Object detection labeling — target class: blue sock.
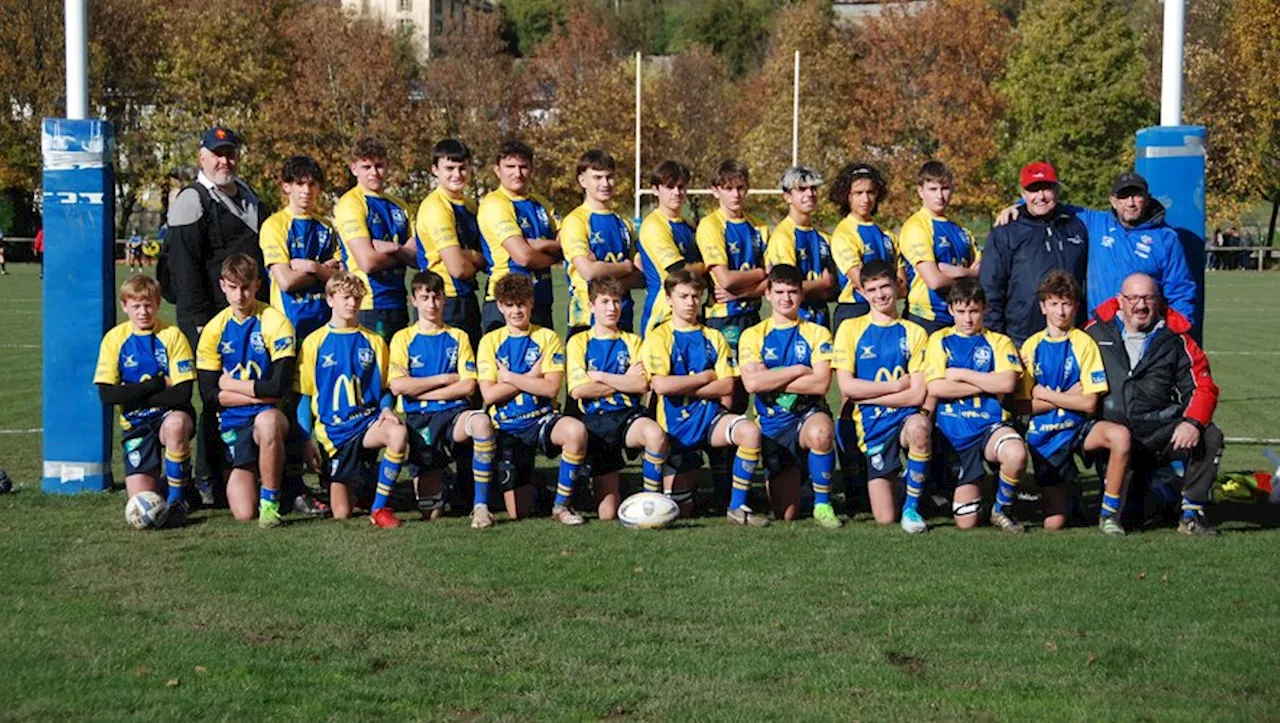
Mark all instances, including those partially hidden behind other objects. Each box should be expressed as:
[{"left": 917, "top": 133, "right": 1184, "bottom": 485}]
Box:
[
  {"left": 163, "top": 450, "right": 189, "bottom": 506},
  {"left": 555, "top": 451, "right": 585, "bottom": 507},
  {"left": 472, "top": 435, "right": 495, "bottom": 507},
  {"left": 372, "top": 448, "right": 406, "bottom": 512},
  {"left": 260, "top": 486, "right": 280, "bottom": 503},
  {"left": 904, "top": 452, "right": 929, "bottom": 513},
  {"left": 993, "top": 473, "right": 1017, "bottom": 515},
  {"left": 1180, "top": 497, "right": 1203, "bottom": 521},
  {"left": 809, "top": 449, "right": 835, "bottom": 506},
  {"left": 729, "top": 445, "right": 759, "bottom": 511},
  {"left": 1101, "top": 492, "right": 1121, "bottom": 518},
  {"left": 642, "top": 448, "right": 666, "bottom": 494}
]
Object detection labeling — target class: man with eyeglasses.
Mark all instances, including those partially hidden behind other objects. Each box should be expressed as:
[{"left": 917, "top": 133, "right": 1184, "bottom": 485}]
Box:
[{"left": 1086, "top": 273, "right": 1222, "bottom": 536}]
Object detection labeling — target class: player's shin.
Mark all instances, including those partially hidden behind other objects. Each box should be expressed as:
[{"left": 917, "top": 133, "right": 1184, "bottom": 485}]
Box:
[
  {"left": 904, "top": 452, "right": 929, "bottom": 513},
  {"left": 729, "top": 445, "right": 760, "bottom": 511},
  {"left": 372, "top": 448, "right": 406, "bottom": 512},
  {"left": 642, "top": 449, "right": 666, "bottom": 493},
  {"left": 555, "top": 450, "right": 585, "bottom": 507},
  {"left": 809, "top": 449, "right": 835, "bottom": 506},
  {"left": 472, "top": 434, "right": 495, "bottom": 508},
  {"left": 163, "top": 449, "right": 190, "bottom": 506}
]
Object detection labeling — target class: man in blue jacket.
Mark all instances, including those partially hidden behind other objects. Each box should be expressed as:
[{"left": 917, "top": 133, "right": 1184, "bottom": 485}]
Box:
[
  {"left": 980, "top": 161, "right": 1088, "bottom": 348},
  {"left": 997, "top": 171, "right": 1198, "bottom": 341}
]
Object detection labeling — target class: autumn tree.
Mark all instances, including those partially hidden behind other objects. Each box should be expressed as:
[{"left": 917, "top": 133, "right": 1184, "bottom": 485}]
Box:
[
  {"left": 852, "top": 0, "right": 1011, "bottom": 223},
  {"left": 642, "top": 46, "right": 734, "bottom": 196}
]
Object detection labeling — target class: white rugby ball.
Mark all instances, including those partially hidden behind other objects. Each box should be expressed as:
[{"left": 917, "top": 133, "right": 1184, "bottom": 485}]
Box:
[
  {"left": 617, "top": 491, "right": 680, "bottom": 529},
  {"left": 125, "top": 491, "right": 169, "bottom": 530}
]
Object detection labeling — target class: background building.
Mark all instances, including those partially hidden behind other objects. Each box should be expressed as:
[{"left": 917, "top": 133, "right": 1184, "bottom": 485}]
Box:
[{"left": 340, "top": 0, "right": 495, "bottom": 58}]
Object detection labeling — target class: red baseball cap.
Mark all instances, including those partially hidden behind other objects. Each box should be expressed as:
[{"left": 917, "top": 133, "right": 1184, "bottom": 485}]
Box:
[{"left": 1020, "top": 161, "right": 1058, "bottom": 188}]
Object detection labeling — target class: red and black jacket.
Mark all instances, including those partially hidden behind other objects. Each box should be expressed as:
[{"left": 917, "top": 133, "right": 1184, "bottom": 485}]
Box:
[{"left": 1085, "top": 298, "right": 1219, "bottom": 451}]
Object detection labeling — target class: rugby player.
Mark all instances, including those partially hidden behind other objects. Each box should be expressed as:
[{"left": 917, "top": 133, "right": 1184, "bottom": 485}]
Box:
[
  {"left": 636, "top": 160, "right": 704, "bottom": 337},
  {"left": 763, "top": 167, "right": 836, "bottom": 328},
  {"left": 899, "top": 161, "right": 981, "bottom": 335}
]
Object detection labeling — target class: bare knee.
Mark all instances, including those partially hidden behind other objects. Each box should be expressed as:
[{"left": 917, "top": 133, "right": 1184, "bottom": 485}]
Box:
[
  {"left": 733, "top": 419, "right": 760, "bottom": 448},
  {"left": 162, "top": 412, "right": 193, "bottom": 444},
  {"left": 644, "top": 424, "right": 667, "bottom": 453},
  {"left": 254, "top": 410, "right": 288, "bottom": 444},
  {"left": 904, "top": 416, "right": 931, "bottom": 452},
  {"left": 804, "top": 418, "right": 834, "bottom": 453},
  {"left": 561, "top": 419, "right": 587, "bottom": 454},
  {"left": 386, "top": 421, "right": 409, "bottom": 452}
]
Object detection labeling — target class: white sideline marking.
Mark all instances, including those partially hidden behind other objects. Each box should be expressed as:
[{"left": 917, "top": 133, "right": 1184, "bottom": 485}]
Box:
[
  {"left": 0, "top": 344, "right": 39, "bottom": 349},
  {"left": 1206, "top": 351, "right": 1280, "bottom": 356},
  {"left": 0, "top": 428, "right": 41, "bottom": 435}
]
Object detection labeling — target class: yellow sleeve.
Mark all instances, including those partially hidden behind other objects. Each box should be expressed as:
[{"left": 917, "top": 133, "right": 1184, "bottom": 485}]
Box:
[
  {"left": 455, "top": 331, "right": 478, "bottom": 381},
  {"left": 334, "top": 190, "right": 369, "bottom": 243},
  {"left": 906, "top": 323, "right": 929, "bottom": 374},
  {"left": 259, "top": 212, "right": 290, "bottom": 267},
  {"left": 537, "top": 328, "right": 566, "bottom": 374},
  {"left": 372, "top": 334, "right": 390, "bottom": 391},
  {"left": 164, "top": 327, "right": 197, "bottom": 383},
  {"left": 388, "top": 329, "right": 411, "bottom": 381},
  {"left": 696, "top": 216, "right": 728, "bottom": 268},
  {"left": 737, "top": 323, "right": 764, "bottom": 366},
  {"left": 898, "top": 215, "right": 935, "bottom": 266},
  {"left": 1016, "top": 336, "right": 1038, "bottom": 399},
  {"left": 565, "top": 332, "right": 590, "bottom": 394},
  {"left": 968, "top": 228, "right": 982, "bottom": 266},
  {"left": 991, "top": 333, "right": 1023, "bottom": 374},
  {"left": 93, "top": 328, "right": 122, "bottom": 385},
  {"left": 831, "top": 318, "right": 857, "bottom": 372},
  {"left": 477, "top": 331, "right": 499, "bottom": 383},
  {"left": 1072, "top": 331, "right": 1109, "bottom": 395},
  {"left": 806, "top": 324, "right": 834, "bottom": 364},
  {"left": 640, "top": 215, "right": 684, "bottom": 271},
  {"left": 711, "top": 328, "right": 739, "bottom": 379},
  {"left": 624, "top": 332, "right": 644, "bottom": 367},
  {"left": 298, "top": 333, "right": 318, "bottom": 397},
  {"left": 922, "top": 333, "right": 948, "bottom": 383},
  {"left": 416, "top": 193, "right": 459, "bottom": 252},
  {"left": 196, "top": 315, "right": 225, "bottom": 372},
  {"left": 263, "top": 308, "right": 297, "bottom": 361},
  {"left": 764, "top": 225, "right": 797, "bottom": 268},
  {"left": 478, "top": 194, "right": 521, "bottom": 245},
  {"left": 560, "top": 211, "right": 592, "bottom": 262},
  {"left": 830, "top": 220, "right": 863, "bottom": 275},
  {"left": 641, "top": 328, "right": 671, "bottom": 378}
]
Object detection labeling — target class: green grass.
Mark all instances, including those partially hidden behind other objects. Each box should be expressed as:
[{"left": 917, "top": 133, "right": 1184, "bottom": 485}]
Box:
[{"left": 2, "top": 262, "right": 1280, "bottom": 720}]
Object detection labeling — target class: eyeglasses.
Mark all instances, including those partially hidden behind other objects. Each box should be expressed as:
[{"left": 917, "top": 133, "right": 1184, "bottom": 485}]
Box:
[{"left": 1121, "top": 293, "right": 1157, "bottom": 304}]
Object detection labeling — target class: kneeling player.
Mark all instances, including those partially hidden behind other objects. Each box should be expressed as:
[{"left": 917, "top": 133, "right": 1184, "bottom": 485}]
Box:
[
  {"left": 833, "top": 260, "right": 932, "bottom": 532},
  {"left": 1017, "top": 271, "right": 1131, "bottom": 535},
  {"left": 739, "top": 265, "right": 839, "bottom": 527},
  {"left": 477, "top": 274, "right": 588, "bottom": 525},
  {"left": 95, "top": 275, "right": 196, "bottom": 519},
  {"left": 922, "top": 279, "right": 1028, "bottom": 532},
  {"left": 567, "top": 277, "right": 668, "bottom": 520},
  {"left": 196, "top": 255, "right": 296, "bottom": 527},
  {"left": 297, "top": 271, "right": 409, "bottom": 528},
  {"left": 641, "top": 269, "right": 766, "bottom": 526},
  {"left": 390, "top": 271, "right": 496, "bottom": 528}
]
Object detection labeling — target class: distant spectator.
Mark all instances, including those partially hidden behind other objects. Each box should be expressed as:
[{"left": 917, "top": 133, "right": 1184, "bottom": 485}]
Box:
[{"left": 34, "top": 228, "right": 44, "bottom": 279}]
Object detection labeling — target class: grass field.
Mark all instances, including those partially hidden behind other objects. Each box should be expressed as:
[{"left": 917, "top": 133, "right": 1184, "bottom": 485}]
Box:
[{"left": 2, "top": 263, "right": 1280, "bottom": 720}]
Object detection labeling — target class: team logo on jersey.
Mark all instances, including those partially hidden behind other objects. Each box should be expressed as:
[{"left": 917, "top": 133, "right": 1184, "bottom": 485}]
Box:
[
  {"left": 1102, "top": 235, "right": 1116, "bottom": 248},
  {"left": 176, "top": 359, "right": 192, "bottom": 374},
  {"left": 1064, "top": 355, "right": 1076, "bottom": 375},
  {"left": 391, "top": 207, "right": 406, "bottom": 225},
  {"left": 818, "top": 341, "right": 832, "bottom": 356},
  {"left": 358, "top": 348, "right": 374, "bottom": 370},
  {"left": 898, "top": 336, "right": 911, "bottom": 358},
  {"left": 220, "top": 340, "right": 235, "bottom": 354},
  {"left": 764, "top": 346, "right": 780, "bottom": 362},
  {"left": 1091, "top": 370, "right": 1106, "bottom": 384},
  {"left": 536, "top": 207, "right": 550, "bottom": 226},
  {"left": 589, "top": 230, "right": 604, "bottom": 247},
  {"left": 465, "top": 360, "right": 476, "bottom": 373},
  {"left": 552, "top": 352, "right": 565, "bottom": 366},
  {"left": 154, "top": 347, "right": 169, "bottom": 367},
  {"left": 322, "top": 353, "right": 337, "bottom": 368},
  {"left": 524, "top": 348, "right": 541, "bottom": 367},
  {"left": 128, "top": 450, "right": 142, "bottom": 468},
  {"left": 727, "top": 240, "right": 740, "bottom": 255},
  {"left": 249, "top": 332, "right": 266, "bottom": 354},
  {"left": 273, "top": 337, "right": 291, "bottom": 353},
  {"left": 615, "top": 350, "right": 630, "bottom": 371},
  {"left": 973, "top": 345, "right": 992, "bottom": 370},
  {"left": 860, "top": 345, "right": 877, "bottom": 360},
  {"left": 410, "top": 354, "right": 424, "bottom": 369},
  {"left": 122, "top": 354, "right": 138, "bottom": 368},
  {"left": 794, "top": 340, "right": 809, "bottom": 362},
  {"left": 446, "top": 347, "right": 458, "bottom": 370}
]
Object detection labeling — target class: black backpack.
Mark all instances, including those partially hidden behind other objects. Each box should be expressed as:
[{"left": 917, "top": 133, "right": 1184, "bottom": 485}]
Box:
[{"left": 156, "top": 184, "right": 222, "bottom": 304}]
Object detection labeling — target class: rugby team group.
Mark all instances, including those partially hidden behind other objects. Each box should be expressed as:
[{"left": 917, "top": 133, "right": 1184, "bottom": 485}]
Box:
[{"left": 93, "top": 125, "right": 1225, "bottom": 536}]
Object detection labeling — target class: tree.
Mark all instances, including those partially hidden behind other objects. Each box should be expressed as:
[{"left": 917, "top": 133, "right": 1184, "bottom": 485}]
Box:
[
  {"left": 1001, "top": 0, "right": 1155, "bottom": 206},
  {"left": 676, "top": 0, "right": 777, "bottom": 78},
  {"left": 500, "top": 0, "right": 565, "bottom": 56},
  {"left": 852, "top": 0, "right": 1012, "bottom": 222}
]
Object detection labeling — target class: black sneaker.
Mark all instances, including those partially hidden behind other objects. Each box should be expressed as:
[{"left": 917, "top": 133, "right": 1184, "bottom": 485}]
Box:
[
  {"left": 165, "top": 499, "right": 189, "bottom": 528},
  {"left": 1177, "top": 513, "right": 1219, "bottom": 537},
  {"left": 290, "top": 492, "right": 330, "bottom": 518}
]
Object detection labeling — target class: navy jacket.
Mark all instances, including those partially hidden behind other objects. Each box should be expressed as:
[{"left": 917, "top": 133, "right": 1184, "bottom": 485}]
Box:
[{"left": 980, "top": 206, "right": 1088, "bottom": 347}]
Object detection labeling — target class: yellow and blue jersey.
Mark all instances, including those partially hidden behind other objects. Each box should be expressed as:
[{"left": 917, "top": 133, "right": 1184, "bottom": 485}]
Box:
[
  {"left": 259, "top": 209, "right": 340, "bottom": 340},
  {"left": 298, "top": 325, "right": 388, "bottom": 455},
  {"left": 389, "top": 324, "right": 477, "bottom": 415},
  {"left": 414, "top": 187, "right": 482, "bottom": 298},
  {"left": 764, "top": 217, "right": 834, "bottom": 326},
  {"left": 738, "top": 317, "right": 833, "bottom": 436},
  {"left": 830, "top": 215, "right": 897, "bottom": 304},
  {"left": 641, "top": 321, "right": 737, "bottom": 448},
  {"left": 1019, "top": 329, "right": 1108, "bottom": 459},
  {"left": 476, "top": 325, "right": 565, "bottom": 432},
  {"left": 923, "top": 328, "right": 1021, "bottom": 450},
  {"left": 561, "top": 204, "right": 636, "bottom": 331},
  {"left": 566, "top": 328, "right": 644, "bottom": 415},
  {"left": 477, "top": 186, "right": 557, "bottom": 307},
  {"left": 637, "top": 208, "right": 700, "bottom": 336},
  {"left": 94, "top": 321, "right": 196, "bottom": 431},
  {"left": 196, "top": 302, "right": 297, "bottom": 432},
  {"left": 334, "top": 185, "right": 412, "bottom": 311},
  {"left": 832, "top": 316, "right": 927, "bottom": 450},
  {"left": 899, "top": 207, "right": 980, "bottom": 324},
  {"left": 696, "top": 208, "right": 767, "bottom": 319}
]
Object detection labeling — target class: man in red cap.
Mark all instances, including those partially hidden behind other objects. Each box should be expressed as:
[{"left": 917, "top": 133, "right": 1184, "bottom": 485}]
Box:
[{"left": 979, "top": 161, "right": 1089, "bottom": 347}]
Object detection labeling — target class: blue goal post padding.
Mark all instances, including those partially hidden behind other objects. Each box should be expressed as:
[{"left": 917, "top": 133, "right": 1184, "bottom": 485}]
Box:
[{"left": 41, "top": 118, "right": 116, "bottom": 494}]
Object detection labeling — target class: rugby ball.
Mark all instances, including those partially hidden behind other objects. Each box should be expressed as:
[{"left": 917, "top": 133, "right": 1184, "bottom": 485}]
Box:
[
  {"left": 125, "top": 491, "right": 169, "bottom": 530},
  {"left": 617, "top": 492, "right": 680, "bottom": 529}
]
